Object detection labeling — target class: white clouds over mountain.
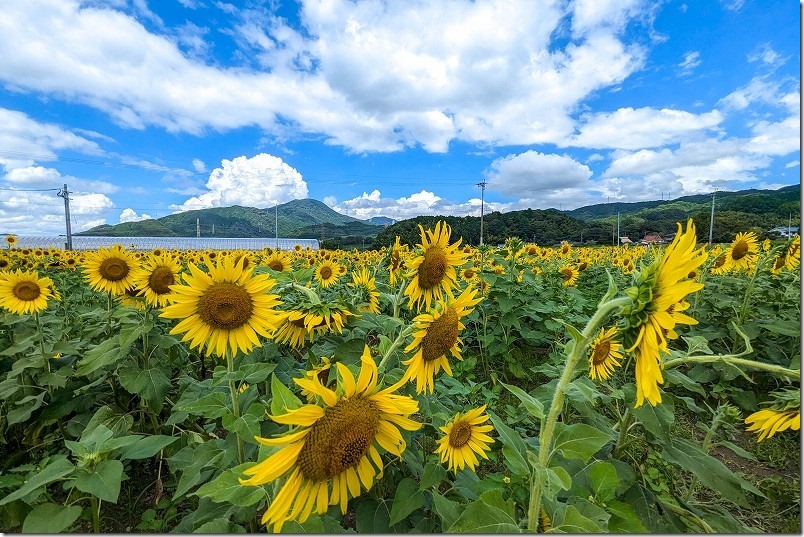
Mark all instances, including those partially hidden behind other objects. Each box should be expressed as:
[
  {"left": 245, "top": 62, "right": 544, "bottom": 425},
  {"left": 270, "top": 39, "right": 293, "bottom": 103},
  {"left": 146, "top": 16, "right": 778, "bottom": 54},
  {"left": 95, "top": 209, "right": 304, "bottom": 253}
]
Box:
[{"left": 174, "top": 153, "right": 308, "bottom": 212}]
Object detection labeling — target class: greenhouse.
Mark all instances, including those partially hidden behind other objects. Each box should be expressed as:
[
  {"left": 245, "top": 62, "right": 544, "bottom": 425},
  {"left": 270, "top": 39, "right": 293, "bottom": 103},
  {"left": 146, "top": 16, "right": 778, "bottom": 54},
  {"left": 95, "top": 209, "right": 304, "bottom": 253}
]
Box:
[{"left": 8, "top": 236, "right": 320, "bottom": 251}]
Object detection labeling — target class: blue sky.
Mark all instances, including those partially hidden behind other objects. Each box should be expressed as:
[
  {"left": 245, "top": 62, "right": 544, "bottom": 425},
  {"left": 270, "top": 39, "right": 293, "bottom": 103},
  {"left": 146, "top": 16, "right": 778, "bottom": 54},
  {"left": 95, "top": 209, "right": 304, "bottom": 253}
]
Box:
[{"left": 0, "top": 0, "right": 799, "bottom": 235}]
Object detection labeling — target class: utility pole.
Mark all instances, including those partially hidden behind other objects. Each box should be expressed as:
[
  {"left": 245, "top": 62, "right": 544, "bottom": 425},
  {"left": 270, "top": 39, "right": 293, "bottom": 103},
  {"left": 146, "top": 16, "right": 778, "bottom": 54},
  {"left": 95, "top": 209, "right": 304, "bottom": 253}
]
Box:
[
  {"left": 212, "top": 223, "right": 215, "bottom": 235},
  {"left": 196, "top": 218, "right": 200, "bottom": 238},
  {"left": 275, "top": 203, "right": 279, "bottom": 249},
  {"left": 708, "top": 190, "right": 717, "bottom": 247},
  {"left": 617, "top": 212, "right": 620, "bottom": 246},
  {"left": 57, "top": 183, "right": 73, "bottom": 250},
  {"left": 477, "top": 181, "right": 487, "bottom": 246},
  {"left": 788, "top": 213, "right": 792, "bottom": 238}
]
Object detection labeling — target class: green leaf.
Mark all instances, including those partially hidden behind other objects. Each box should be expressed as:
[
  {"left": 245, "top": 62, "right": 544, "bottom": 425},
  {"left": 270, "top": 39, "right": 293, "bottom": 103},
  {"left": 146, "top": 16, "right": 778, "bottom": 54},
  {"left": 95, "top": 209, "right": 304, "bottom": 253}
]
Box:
[
  {"left": 0, "top": 458, "right": 75, "bottom": 506},
  {"left": 487, "top": 412, "right": 530, "bottom": 477},
  {"left": 683, "top": 335, "right": 713, "bottom": 356},
  {"left": 82, "top": 406, "right": 133, "bottom": 439},
  {"left": 194, "top": 464, "right": 265, "bottom": 507},
  {"left": 419, "top": 461, "right": 447, "bottom": 490},
  {"left": 663, "top": 369, "right": 706, "bottom": 396},
  {"left": 7, "top": 393, "right": 46, "bottom": 425},
  {"left": 22, "top": 503, "right": 82, "bottom": 533},
  {"left": 661, "top": 438, "right": 755, "bottom": 507},
  {"left": 75, "top": 335, "right": 132, "bottom": 376},
  {"left": 178, "top": 392, "right": 230, "bottom": 418},
  {"left": 194, "top": 518, "right": 245, "bottom": 533},
  {"left": 551, "top": 504, "right": 603, "bottom": 533},
  {"left": 587, "top": 461, "right": 619, "bottom": 503},
  {"left": 629, "top": 385, "right": 674, "bottom": 442},
  {"left": 501, "top": 382, "right": 544, "bottom": 420},
  {"left": 117, "top": 435, "right": 178, "bottom": 460},
  {"left": 446, "top": 490, "right": 519, "bottom": 533},
  {"left": 72, "top": 460, "right": 124, "bottom": 503},
  {"left": 222, "top": 404, "right": 264, "bottom": 445},
  {"left": 431, "top": 492, "right": 461, "bottom": 530},
  {"left": 118, "top": 366, "right": 172, "bottom": 410},
  {"left": 389, "top": 477, "right": 425, "bottom": 526},
  {"left": 270, "top": 374, "right": 303, "bottom": 416},
  {"left": 551, "top": 423, "right": 612, "bottom": 463},
  {"left": 355, "top": 498, "right": 391, "bottom": 533},
  {"left": 606, "top": 500, "right": 648, "bottom": 533}
]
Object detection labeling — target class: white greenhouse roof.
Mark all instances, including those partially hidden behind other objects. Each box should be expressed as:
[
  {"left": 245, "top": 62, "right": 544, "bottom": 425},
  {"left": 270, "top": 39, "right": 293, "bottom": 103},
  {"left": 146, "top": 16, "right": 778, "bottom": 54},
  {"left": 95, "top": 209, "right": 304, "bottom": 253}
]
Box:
[{"left": 9, "top": 236, "right": 320, "bottom": 251}]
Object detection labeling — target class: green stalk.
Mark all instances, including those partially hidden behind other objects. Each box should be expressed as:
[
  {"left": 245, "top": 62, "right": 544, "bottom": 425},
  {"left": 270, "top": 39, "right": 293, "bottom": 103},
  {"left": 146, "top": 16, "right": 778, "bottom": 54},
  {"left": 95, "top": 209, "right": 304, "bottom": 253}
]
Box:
[
  {"left": 612, "top": 406, "right": 633, "bottom": 459},
  {"left": 527, "top": 296, "right": 632, "bottom": 532},
  {"left": 91, "top": 496, "right": 101, "bottom": 533},
  {"left": 377, "top": 324, "right": 415, "bottom": 373},
  {"left": 666, "top": 355, "right": 799, "bottom": 380},
  {"left": 392, "top": 280, "right": 407, "bottom": 319},
  {"left": 34, "top": 312, "right": 49, "bottom": 375},
  {"left": 226, "top": 349, "right": 245, "bottom": 465}
]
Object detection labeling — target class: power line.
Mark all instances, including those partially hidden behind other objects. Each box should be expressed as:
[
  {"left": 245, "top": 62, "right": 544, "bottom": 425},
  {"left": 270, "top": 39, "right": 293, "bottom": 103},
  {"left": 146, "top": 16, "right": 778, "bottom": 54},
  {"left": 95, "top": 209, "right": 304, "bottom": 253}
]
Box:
[{"left": 0, "top": 187, "right": 61, "bottom": 192}]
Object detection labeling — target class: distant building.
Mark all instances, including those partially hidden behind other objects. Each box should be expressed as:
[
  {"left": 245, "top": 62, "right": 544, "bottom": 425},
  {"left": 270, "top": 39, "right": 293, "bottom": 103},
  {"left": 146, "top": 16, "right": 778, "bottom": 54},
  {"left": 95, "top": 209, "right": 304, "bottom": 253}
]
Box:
[
  {"left": 769, "top": 226, "right": 799, "bottom": 238},
  {"left": 619, "top": 236, "right": 632, "bottom": 244},
  {"left": 640, "top": 234, "right": 665, "bottom": 245}
]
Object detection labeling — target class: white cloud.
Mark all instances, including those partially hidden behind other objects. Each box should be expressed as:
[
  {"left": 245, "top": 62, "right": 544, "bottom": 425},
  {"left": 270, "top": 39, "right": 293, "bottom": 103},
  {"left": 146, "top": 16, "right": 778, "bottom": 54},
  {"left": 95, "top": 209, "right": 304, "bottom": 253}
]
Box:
[
  {"left": 785, "top": 160, "right": 799, "bottom": 168},
  {"left": 745, "top": 116, "right": 800, "bottom": 156},
  {"left": 567, "top": 107, "right": 723, "bottom": 149},
  {"left": 174, "top": 153, "right": 308, "bottom": 211},
  {"left": 0, "top": 107, "right": 104, "bottom": 169},
  {"left": 484, "top": 151, "right": 592, "bottom": 198},
  {"left": 333, "top": 189, "right": 516, "bottom": 221},
  {"left": 0, "top": 189, "right": 114, "bottom": 235},
  {"left": 3, "top": 165, "right": 118, "bottom": 194},
  {"left": 747, "top": 43, "right": 785, "bottom": 68},
  {"left": 677, "top": 51, "right": 701, "bottom": 76},
  {"left": 192, "top": 158, "right": 207, "bottom": 173},
  {"left": 0, "top": 0, "right": 652, "bottom": 152},
  {"left": 119, "top": 208, "right": 152, "bottom": 222}
]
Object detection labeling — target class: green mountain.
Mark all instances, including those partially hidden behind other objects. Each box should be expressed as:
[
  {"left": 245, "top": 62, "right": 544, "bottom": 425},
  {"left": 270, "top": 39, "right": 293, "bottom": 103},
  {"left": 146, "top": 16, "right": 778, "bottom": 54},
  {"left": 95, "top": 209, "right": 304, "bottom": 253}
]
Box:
[
  {"left": 79, "top": 198, "right": 375, "bottom": 239},
  {"left": 373, "top": 184, "right": 800, "bottom": 248}
]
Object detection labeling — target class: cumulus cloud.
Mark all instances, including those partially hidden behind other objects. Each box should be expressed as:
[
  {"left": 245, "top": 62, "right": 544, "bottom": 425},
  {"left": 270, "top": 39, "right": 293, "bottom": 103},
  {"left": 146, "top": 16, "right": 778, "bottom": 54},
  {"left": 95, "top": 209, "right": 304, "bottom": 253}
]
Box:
[
  {"left": 332, "top": 189, "right": 516, "bottom": 221},
  {"left": 567, "top": 107, "right": 723, "bottom": 150},
  {"left": 3, "top": 166, "right": 118, "bottom": 194},
  {"left": 0, "top": 189, "right": 114, "bottom": 235},
  {"left": 119, "top": 208, "right": 152, "bottom": 222},
  {"left": 174, "top": 153, "right": 308, "bottom": 211},
  {"left": 0, "top": 0, "right": 652, "bottom": 152},
  {"left": 484, "top": 151, "right": 592, "bottom": 198}
]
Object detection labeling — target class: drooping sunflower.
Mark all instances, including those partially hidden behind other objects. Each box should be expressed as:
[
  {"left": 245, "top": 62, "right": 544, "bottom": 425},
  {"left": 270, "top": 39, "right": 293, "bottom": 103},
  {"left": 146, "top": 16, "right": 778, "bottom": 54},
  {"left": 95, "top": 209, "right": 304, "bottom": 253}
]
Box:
[
  {"left": 348, "top": 267, "right": 380, "bottom": 314},
  {"left": 621, "top": 219, "right": 708, "bottom": 407},
  {"left": 558, "top": 264, "right": 579, "bottom": 287},
  {"left": 0, "top": 269, "right": 60, "bottom": 315},
  {"left": 588, "top": 326, "right": 623, "bottom": 381},
  {"left": 159, "top": 255, "right": 283, "bottom": 358},
  {"left": 82, "top": 244, "right": 144, "bottom": 296},
  {"left": 745, "top": 408, "right": 800, "bottom": 442},
  {"left": 785, "top": 235, "right": 800, "bottom": 271},
  {"left": 239, "top": 346, "right": 422, "bottom": 531},
  {"left": 133, "top": 254, "right": 183, "bottom": 307},
  {"left": 402, "top": 286, "right": 483, "bottom": 393},
  {"left": 264, "top": 250, "right": 293, "bottom": 272},
  {"left": 273, "top": 306, "right": 353, "bottom": 349},
  {"left": 117, "top": 284, "right": 147, "bottom": 310},
  {"left": 434, "top": 405, "right": 494, "bottom": 473},
  {"left": 315, "top": 259, "right": 342, "bottom": 288},
  {"left": 404, "top": 221, "right": 469, "bottom": 311},
  {"left": 722, "top": 231, "right": 759, "bottom": 272}
]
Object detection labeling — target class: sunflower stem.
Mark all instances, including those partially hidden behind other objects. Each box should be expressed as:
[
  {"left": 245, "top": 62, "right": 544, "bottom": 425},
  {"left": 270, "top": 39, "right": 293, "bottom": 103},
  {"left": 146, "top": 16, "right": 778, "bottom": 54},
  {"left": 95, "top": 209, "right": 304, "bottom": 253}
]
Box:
[
  {"left": 226, "top": 349, "right": 245, "bottom": 465},
  {"left": 34, "top": 312, "right": 50, "bottom": 375},
  {"left": 91, "top": 496, "right": 101, "bottom": 533},
  {"left": 612, "top": 405, "right": 633, "bottom": 459},
  {"left": 392, "top": 279, "right": 407, "bottom": 319},
  {"left": 735, "top": 248, "right": 774, "bottom": 331},
  {"left": 378, "top": 324, "right": 415, "bottom": 373},
  {"left": 527, "top": 295, "right": 631, "bottom": 533}
]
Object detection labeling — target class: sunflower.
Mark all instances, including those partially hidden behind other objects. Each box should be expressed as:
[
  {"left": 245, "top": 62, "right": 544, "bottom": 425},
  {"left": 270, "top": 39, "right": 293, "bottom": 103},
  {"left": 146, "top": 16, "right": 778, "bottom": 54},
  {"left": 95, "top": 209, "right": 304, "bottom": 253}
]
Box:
[
  {"left": 348, "top": 267, "right": 380, "bottom": 314},
  {"left": 404, "top": 221, "right": 469, "bottom": 311},
  {"left": 300, "top": 357, "right": 335, "bottom": 402},
  {"left": 588, "top": 326, "right": 623, "bottom": 381},
  {"left": 117, "top": 284, "right": 147, "bottom": 311},
  {"left": 133, "top": 254, "right": 182, "bottom": 307},
  {"left": 273, "top": 306, "right": 353, "bottom": 348},
  {"left": 5, "top": 234, "right": 17, "bottom": 247},
  {"left": 264, "top": 250, "right": 293, "bottom": 272},
  {"left": 785, "top": 235, "right": 800, "bottom": 271},
  {"left": 82, "top": 244, "right": 144, "bottom": 296},
  {"left": 722, "top": 231, "right": 758, "bottom": 272},
  {"left": 434, "top": 405, "right": 494, "bottom": 472},
  {"left": 315, "top": 259, "right": 342, "bottom": 288},
  {"left": 558, "top": 264, "right": 579, "bottom": 286},
  {"left": 745, "top": 409, "right": 800, "bottom": 442},
  {"left": 402, "top": 286, "right": 482, "bottom": 393},
  {"left": 387, "top": 237, "right": 406, "bottom": 286},
  {"left": 621, "top": 219, "right": 707, "bottom": 407},
  {"left": 0, "top": 269, "right": 60, "bottom": 315},
  {"left": 159, "top": 255, "right": 283, "bottom": 357},
  {"left": 239, "top": 346, "right": 422, "bottom": 531}
]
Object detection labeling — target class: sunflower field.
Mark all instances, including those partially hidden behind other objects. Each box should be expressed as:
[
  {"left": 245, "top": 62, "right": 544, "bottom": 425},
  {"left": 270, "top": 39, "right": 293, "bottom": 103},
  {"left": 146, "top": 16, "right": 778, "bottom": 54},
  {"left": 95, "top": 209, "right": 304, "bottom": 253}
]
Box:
[{"left": 0, "top": 221, "right": 799, "bottom": 533}]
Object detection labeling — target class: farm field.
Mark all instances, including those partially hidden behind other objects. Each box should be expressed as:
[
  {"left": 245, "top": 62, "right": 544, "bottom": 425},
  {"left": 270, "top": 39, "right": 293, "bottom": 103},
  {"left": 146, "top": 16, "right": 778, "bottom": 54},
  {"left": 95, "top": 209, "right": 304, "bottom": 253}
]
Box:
[{"left": 0, "top": 221, "right": 800, "bottom": 533}]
